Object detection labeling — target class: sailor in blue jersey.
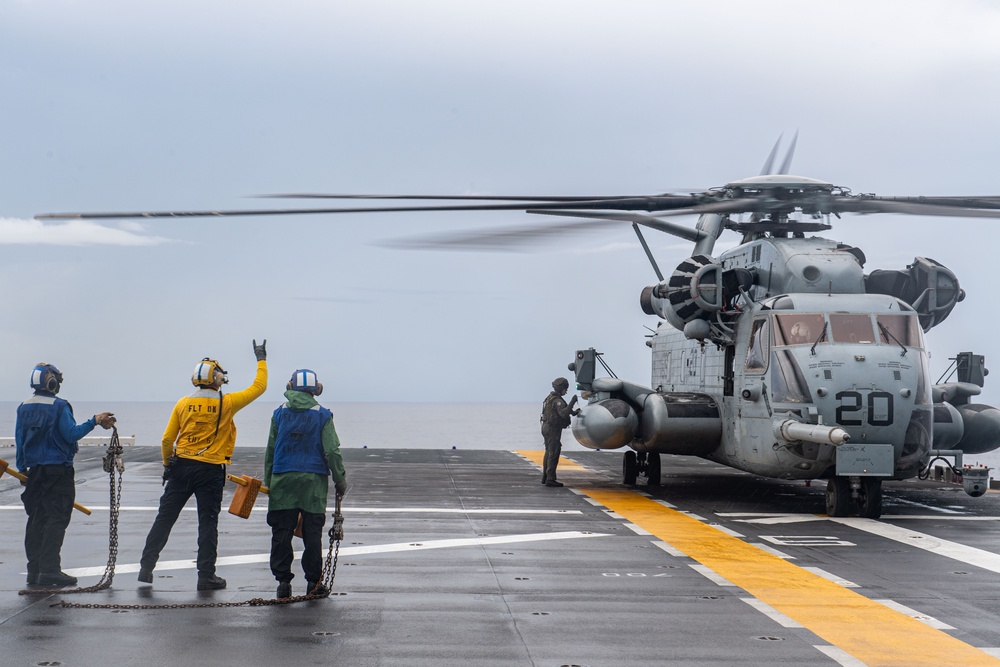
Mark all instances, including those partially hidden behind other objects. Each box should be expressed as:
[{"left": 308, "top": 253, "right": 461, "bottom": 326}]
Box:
[
  {"left": 16, "top": 363, "right": 115, "bottom": 587},
  {"left": 265, "top": 369, "right": 347, "bottom": 598}
]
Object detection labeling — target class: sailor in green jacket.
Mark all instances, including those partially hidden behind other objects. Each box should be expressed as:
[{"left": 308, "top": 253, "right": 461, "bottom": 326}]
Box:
[{"left": 264, "top": 369, "right": 347, "bottom": 598}]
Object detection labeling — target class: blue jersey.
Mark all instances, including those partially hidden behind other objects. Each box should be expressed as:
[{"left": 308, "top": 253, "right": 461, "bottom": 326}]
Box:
[
  {"left": 270, "top": 404, "right": 333, "bottom": 475},
  {"left": 15, "top": 394, "right": 96, "bottom": 470}
]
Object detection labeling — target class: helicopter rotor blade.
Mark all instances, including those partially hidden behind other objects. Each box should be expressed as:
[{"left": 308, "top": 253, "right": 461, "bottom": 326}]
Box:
[
  {"left": 380, "top": 217, "right": 634, "bottom": 251},
  {"left": 34, "top": 195, "right": 704, "bottom": 221},
  {"left": 527, "top": 210, "right": 706, "bottom": 242},
  {"left": 777, "top": 130, "right": 799, "bottom": 175},
  {"left": 254, "top": 193, "right": 647, "bottom": 202},
  {"left": 760, "top": 134, "right": 783, "bottom": 176},
  {"left": 832, "top": 198, "right": 1000, "bottom": 218}
]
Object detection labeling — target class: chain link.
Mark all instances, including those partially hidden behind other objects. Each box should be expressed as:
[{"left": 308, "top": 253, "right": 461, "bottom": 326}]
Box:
[{"left": 20, "top": 427, "right": 124, "bottom": 597}]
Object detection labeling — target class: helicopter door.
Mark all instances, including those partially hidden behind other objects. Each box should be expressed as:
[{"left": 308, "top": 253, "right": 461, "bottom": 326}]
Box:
[{"left": 732, "top": 318, "right": 771, "bottom": 460}]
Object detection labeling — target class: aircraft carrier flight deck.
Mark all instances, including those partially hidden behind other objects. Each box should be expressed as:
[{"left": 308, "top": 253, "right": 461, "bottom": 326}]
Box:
[{"left": 2, "top": 445, "right": 1000, "bottom": 667}]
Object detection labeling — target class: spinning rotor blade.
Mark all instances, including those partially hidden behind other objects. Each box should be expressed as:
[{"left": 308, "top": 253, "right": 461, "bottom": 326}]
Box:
[
  {"left": 832, "top": 198, "right": 1000, "bottom": 218},
  {"left": 36, "top": 195, "right": 701, "bottom": 220},
  {"left": 777, "top": 131, "right": 798, "bottom": 175},
  {"left": 760, "top": 135, "right": 782, "bottom": 176},
  {"left": 381, "top": 217, "right": 637, "bottom": 251},
  {"left": 256, "top": 193, "right": 645, "bottom": 202},
  {"left": 529, "top": 210, "right": 706, "bottom": 242}
]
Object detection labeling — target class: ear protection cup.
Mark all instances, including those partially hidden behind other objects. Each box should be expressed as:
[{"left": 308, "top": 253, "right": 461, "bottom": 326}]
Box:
[
  {"left": 30, "top": 363, "right": 63, "bottom": 394},
  {"left": 192, "top": 358, "right": 228, "bottom": 387}
]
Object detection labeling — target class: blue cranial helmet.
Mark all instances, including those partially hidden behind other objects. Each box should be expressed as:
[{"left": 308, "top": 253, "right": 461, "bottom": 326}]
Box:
[
  {"left": 288, "top": 369, "right": 323, "bottom": 395},
  {"left": 30, "top": 363, "right": 63, "bottom": 394}
]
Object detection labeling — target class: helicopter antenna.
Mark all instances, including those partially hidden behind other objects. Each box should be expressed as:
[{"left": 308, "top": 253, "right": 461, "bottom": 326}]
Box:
[{"left": 632, "top": 223, "right": 664, "bottom": 281}]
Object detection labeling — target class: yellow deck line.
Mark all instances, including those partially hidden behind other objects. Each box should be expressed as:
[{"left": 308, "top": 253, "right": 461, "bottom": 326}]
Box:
[
  {"left": 514, "top": 451, "right": 999, "bottom": 667},
  {"left": 517, "top": 449, "right": 586, "bottom": 470}
]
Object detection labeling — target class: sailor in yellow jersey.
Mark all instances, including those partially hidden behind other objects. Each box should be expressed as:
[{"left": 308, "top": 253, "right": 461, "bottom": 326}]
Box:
[{"left": 137, "top": 339, "right": 268, "bottom": 590}]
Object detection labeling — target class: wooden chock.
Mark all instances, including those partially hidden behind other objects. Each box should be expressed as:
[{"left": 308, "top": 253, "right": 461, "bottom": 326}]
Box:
[{"left": 227, "top": 474, "right": 268, "bottom": 519}]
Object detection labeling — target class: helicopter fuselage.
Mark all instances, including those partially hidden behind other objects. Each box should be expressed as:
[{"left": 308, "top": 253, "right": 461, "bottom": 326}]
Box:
[
  {"left": 650, "top": 292, "right": 930, "bottom": 481},
  {"left": 571, "top": 231, "right": 1000, "bottom": 514}
]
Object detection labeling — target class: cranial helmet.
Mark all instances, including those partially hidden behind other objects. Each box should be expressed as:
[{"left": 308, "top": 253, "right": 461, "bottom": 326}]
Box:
[
  {"left": 192, "top": 358, "right": 228, "bottom": 388},
  {"left": 287, "top": 369, "right": 323, "bottom": 395},
  {"left": 30, "top": 363, "right": 63, "bottom": 394},
  {"left": 552, "top": 377, "right": 570, "bottom": 391}
]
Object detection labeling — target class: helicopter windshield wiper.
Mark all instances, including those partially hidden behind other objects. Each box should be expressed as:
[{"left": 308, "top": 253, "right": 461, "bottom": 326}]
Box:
[
  {"left": 810, "top": 322, "right": 828, "bottom": 356},
  {"left": 877, "top": 322, "right": 908, "bottom": 357}
]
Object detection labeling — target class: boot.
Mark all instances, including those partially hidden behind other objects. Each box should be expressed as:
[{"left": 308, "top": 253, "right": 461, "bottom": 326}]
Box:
[
  {"left": 37, "top": 571, "right": 78, "bottom": 587},
  {"left": 197, "top": 574, "right": 227, "bottom": 590},
  {"left": 276, "top": 581, "right": 292, "bottom": 598},
  {"left": 137, "top": 568, "right": 153, "bottom": 584},
  {"left": 306, "top": 581, "right": 329, "bottom": 596}
]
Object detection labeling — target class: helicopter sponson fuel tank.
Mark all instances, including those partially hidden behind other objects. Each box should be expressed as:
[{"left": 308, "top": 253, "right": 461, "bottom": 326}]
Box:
[{"left": 572, "top": 378, "right": 722, "bottom": 455}]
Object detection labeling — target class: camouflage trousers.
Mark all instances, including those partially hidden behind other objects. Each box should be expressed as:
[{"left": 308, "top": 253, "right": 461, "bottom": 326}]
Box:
[{"left": 541, "top": 429, "right": 562, "bottom": 482}]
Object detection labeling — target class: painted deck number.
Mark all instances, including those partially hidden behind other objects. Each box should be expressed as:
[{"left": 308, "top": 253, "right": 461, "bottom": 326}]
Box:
[{"left": 761, "top": 535, "right": 856, "bottom": 547}]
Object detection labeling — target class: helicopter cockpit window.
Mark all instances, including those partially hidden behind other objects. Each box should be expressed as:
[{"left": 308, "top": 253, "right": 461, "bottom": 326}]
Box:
[
  {"left": 829, "top": 313, "right": 876, "bottom": 344},
  {"left": 772, "top": 313, "right": 826, "bottom": 347},
  {"left": 745, "top": 318, "right": 769, "bottom": 372},
  {"left": 876, "top": 313, "right": 923, "bottom": 349}
]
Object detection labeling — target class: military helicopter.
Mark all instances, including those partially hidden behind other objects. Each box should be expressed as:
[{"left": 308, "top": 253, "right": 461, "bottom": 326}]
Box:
[{"left": 38, "top": 137, "right": 1000, "bottom": 519}]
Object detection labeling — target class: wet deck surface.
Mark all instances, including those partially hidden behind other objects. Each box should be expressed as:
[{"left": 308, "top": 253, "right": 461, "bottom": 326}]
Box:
[{"left": 2, "top": 445, "right": 1000, "bottom": 666}]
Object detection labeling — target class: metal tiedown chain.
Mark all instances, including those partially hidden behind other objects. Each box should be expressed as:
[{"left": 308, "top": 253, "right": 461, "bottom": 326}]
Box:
[
  {"left": 20, "top": 426, "right": 126, "bottom": 597},
  {"left": 52, "top": 492, "right": 346, "bottom": 610}
]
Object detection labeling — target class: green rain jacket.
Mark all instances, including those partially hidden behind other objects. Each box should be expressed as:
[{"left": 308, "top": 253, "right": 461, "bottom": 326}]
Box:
[{"left": 264, "top": 390, "right": 347, "bottom": 514}]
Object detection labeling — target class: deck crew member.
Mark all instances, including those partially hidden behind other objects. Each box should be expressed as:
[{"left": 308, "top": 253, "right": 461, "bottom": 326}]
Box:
[
  {"left": 540, "top": 377, "right": 579, "bottom": 487},
  {"left": 16, "top": 363, "right": 115, "bottom": 587},
  {"left": 138, "top": 340, "right": 268, "bottom": 590},
  {"left": 265, "top": 368, "right": 347, "bottom": 598}
]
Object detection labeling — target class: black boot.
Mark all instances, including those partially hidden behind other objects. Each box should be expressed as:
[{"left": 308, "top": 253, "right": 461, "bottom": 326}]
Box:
[
  {"left": 197, "top": 574, "right": 227, "bottom": 590},
  {"left": 37, "top": 571, "right": 78, "bottom": 587}
]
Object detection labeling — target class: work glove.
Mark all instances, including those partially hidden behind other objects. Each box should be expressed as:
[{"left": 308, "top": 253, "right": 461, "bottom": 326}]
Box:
[
  {"left": 335, "top": 479, "right": 349, "bottom": 498},
  {"left": 253, "top": 338, "right": 267, "bottom": 361},
  {"left": 568, "top": 395, "right": 579, "bottom": 407},
  {"left": 94, "top": 412, "right": 116, "bottom": 429}
]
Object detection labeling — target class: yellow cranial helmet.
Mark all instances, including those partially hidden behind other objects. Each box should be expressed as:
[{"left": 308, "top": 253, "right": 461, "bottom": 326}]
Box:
[{"left": 191, "top": 358, "right": 228, "bottom": 388}]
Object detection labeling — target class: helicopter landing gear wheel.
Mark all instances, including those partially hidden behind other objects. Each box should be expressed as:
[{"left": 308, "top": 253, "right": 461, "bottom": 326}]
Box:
[
  {"left": 856, "top": 478, "right": 883, "bottom": 519},
  {"left": 825, "top": 477, "right": 851, "bottom": 517},
  {"left": 646, "top": 453, "right": 661, "bottom": 487},
  {"left": 623, "top": 451, "right": 638, "bottom": 486}
]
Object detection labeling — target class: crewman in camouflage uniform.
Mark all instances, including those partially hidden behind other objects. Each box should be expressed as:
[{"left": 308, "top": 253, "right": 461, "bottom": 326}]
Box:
[{"left": 540, "top": 377, "right": 579, "bottom": 487}]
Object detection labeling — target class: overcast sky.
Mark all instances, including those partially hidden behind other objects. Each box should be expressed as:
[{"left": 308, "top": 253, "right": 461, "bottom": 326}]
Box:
[{"left": 2, "top": 0, "right": 1000, "bottom": 405}]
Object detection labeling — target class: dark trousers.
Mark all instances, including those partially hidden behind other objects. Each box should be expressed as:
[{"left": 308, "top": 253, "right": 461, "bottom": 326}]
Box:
[
  {"left": 267, "top": 509, "right": 326, "bottom": 584},
  {"left": 140, "top": 459, "right": 225, "bottom": 577},
  {"left": 542, "top": 428, "right": 562, "bottom": 482},
  {"left": 22, "top": 465, "right": 75, "bottom": 575}
]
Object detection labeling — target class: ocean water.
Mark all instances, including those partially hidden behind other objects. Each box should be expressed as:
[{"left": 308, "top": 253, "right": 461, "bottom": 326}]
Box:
[
  {"left": 2, "top": 400, "right": 998, "bottom": 472},
  {"left": 0, "top": 401, "right": 588, "bottom": 452}
]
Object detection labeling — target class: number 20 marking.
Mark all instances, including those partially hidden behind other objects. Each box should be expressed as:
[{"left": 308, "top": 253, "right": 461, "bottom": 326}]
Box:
[{"left": 834, "top": 390, "right": 893, "bottom": 426}]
